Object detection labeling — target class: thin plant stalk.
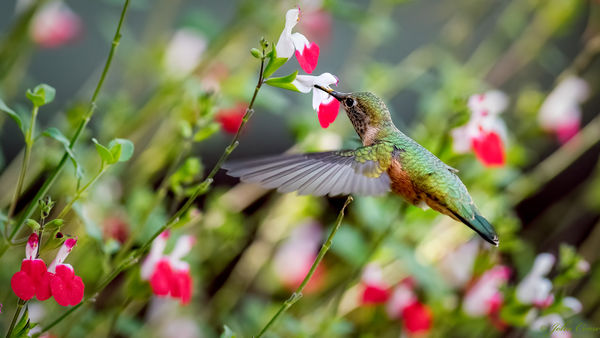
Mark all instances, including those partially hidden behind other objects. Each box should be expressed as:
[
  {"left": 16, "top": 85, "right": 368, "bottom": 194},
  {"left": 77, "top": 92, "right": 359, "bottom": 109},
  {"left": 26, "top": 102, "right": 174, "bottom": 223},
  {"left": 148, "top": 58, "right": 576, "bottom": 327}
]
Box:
[
  {"left": 7, "top": 105, "right": 39, "bottom": 223},
  {"left": 1, "top": 0, "right": 131, "bottom": 251},
  {"left": 38, "top": 50, "right": 267, "bottom": 334},
  {"left": 55, "top": 166, "right": 107, "bottom": 220},
  {"left": 255, "top": 196, "right": 353, "bottom": 338},
  {"left": 5, "top": 299, "right": 26, "bottom": 338}
]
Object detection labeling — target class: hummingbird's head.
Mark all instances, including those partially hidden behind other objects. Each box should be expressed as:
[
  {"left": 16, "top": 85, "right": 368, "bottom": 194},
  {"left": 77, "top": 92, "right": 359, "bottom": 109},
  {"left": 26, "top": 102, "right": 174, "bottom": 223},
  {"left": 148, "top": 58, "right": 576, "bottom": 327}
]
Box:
[{"left": 314, "top": 86, "right": 393, "bottom": 145}]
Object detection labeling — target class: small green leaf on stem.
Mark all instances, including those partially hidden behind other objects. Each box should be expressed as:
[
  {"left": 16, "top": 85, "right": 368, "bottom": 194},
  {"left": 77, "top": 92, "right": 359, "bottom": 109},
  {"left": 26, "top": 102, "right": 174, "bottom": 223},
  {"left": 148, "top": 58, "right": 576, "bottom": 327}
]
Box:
[
  {"left": 26, "top": 84, "right": 56, "bottom": 107},
  {"left": 92, "top": 138, "right": 115, "bottom": 164},
  {"left": 0, "top": 98, "right": 27, "bottom": 134},
  {"left": 108, "top": 138, "right": 134, "bottom": 162},
  {"left": 220, "top": 325, "right": 237, "bottom": 338},
  {"left": 11, "top": 306, "right": 31, "bottom": 338},
  {"left": 263, "top": 49, "right": 288, "bottom": 78},
  {"left": 193, "top": 123, "right": 220, "bottom": 142},
  {"left": 25, "top": 219, "right": 41, "bottom": 231},
  {"left": 265, "top": 70, "right": 299, "bottom": 91},
  {"left": 44, "top": 219, "right": 64, "bottom": 230}
]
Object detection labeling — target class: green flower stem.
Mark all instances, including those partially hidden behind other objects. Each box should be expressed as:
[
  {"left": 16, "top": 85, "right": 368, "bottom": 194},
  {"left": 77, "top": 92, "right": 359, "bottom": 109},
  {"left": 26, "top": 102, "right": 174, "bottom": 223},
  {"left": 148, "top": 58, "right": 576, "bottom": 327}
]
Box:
[
  {"left": 255, "top": 196, "right": 353, "bottom": 338},
  {"left": 55, "top": 165, "right": 107, "bottom": 220},
  {"left": 1, "top": 0, "right": 130, "bottom": 253},
  {"left": 6, "top": 105, "right": 38, "bottom": 224},
  {"left": 39, "top": 51, "right": 267, "bottom": 333},
  {"left": 5, "top": 299, "right": 26, "bottom": 338}
]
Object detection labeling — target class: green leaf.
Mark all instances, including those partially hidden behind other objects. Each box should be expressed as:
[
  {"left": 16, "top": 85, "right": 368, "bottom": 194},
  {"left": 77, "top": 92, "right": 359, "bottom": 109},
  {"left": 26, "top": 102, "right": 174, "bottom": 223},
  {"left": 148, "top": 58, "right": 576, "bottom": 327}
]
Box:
[
  {"left": 265, "top": 70, "right": 299, "bottom": 92},
  {"left": 193, "top": 123, "right": 219, "bottom": 142},
  {"left": 43, "top": 128, "right": 83, "bottom": 180},
  {"left": 108, "top": 138, "right": 134, "bottom": 162},
  {"left": 92, "top": 138, "right": 114, "bottom": 164},
  {"left": 0, "top": 98, "right": 26, "bottom": 134},
  {"left": 26, "top": 84, "right": 56, "bottom": 107},
  {"left": 25, "top": 219, "right": 41, "bottom": 231},
  {"left": 263, "top": 49, "right": 288, "bottom": 78},
  {"left": 109, "top": 143, "right": 123, "bottom": 163},
  {"left": 250, "top": 48, "right": 262, "bottom": 59},
  {"left": 11, "top": 307, "right": 31, "bottom": 338},
  {"left": 44, "top": 219, "right": 64, "bottom": 230},
  {"left": 220, "top": 325, "right": 237, "bottom": 338}
]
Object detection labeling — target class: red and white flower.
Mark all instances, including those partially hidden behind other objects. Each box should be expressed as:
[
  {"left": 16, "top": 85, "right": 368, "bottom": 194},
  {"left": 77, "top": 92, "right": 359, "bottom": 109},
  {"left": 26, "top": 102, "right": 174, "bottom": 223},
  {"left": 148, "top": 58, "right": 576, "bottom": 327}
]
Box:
[
  {"left": 538, "top": 76, "right": 589, "bottom": 144},
  {"left": 462, "top": 265, "right": 510, "bottom": 317},
  {"left": 276, "top": 8, "right": 320, "bottom": 74},
  {"left": 386, "top": 278, "right": 433, "bottom": 334},
  {"left": 30, "top": 1, "right": 82, "bottom": 48},
  {"left": 451, "top": 91, "right": 509, "bottom": 167},
  {"left": 47, "top": 238, "right": 84, "bottom": 307},
  {"left": 11, "top": 234, "right": 84, "bottom": 307},
  {"left": 292, "top": 72, "right": 340, "bottom": 128},
  {"left": 359, "top": 264, "right": 391, "bottom": 305},
  {"left": 273, "top": 223, "right": 325, "bottom": 293},
  {"left": 516, "top": 253, "right": 555, "bottom": 308},
  {"left": 141, "top": 231, "right": 195, "bottom": 305}
]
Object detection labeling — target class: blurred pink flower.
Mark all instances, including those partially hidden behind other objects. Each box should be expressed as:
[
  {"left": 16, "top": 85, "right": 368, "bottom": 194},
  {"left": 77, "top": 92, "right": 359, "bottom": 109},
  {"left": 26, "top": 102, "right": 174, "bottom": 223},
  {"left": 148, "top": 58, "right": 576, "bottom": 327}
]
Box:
[
  {"left": 386, "top": 278, "right": 432, "bottom": 335},
  {"left": 292, "top": 72, "right": 340, "bottom": 128},
  {"left": 276, "top": 8, "right": 320, "bottom": 73},
  {"left": 359, "top": 264, "right": 391, "bottom": 305},
  {"left": 273, "top": 223, "right": 325, "bottom": 293},
  {"left": 516, "top": 253, "right": 555, "bottom": 308},
  {"left": 103, "top": 216, "right": 130, "bottom": 244},
  {"left": 538, "top": 76, "right": 589, "bottom": 144},
  {"left": 141, "top": 231, "right": 195, "bottom": 305},
  {"left": 462, "top": 265, "right": 510, "bottom": 317},
  {"left": 164, "top": 28, "right": 207, "bottom": 77},
  {"left": 451, "top": 91, "right": 509, "bottom": 167},
  {"left": 298, "top": 0, "right": 332, "bottom": 46},
  {"left": 215, "top": 104, "right": 246, "bottom": 134},
  {"left": 438, "top": 240, "right": 479, "bottom": 288},
  {"left": 30, "top": 2, "right": 82, "bottom": 48}
]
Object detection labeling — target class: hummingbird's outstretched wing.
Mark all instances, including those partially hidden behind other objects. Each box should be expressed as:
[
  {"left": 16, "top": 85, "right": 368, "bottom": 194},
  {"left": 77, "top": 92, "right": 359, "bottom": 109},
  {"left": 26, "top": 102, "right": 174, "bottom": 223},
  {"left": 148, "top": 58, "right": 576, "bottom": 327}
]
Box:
[{"left": 224, "top": 145, "right": 392, "bottom": 197}]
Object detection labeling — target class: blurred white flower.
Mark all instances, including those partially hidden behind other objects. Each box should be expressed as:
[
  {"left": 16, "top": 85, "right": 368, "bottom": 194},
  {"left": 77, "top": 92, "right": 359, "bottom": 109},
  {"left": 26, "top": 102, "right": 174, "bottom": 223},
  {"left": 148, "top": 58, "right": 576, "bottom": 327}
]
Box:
[
  {"left": 463, "top": 265, "right": 510, "bottom": 317},
  {"left": 562, "top": 297, "right": 582, "bottom": 316},
  {"left": 539, "top": 76, "right": 589, "bottom": 144},
  {"left": 451, "top": 90, "right": 508, "bottom": 167},
  {"left": 438, "top": 240, "right": 479, "bottom": 288},
  {"left": 385, "top": 280, "right": 416, "bottom": 318},
  {"left": 30, "top": 1, "right": 82, "bottom": 48},
  {"left": 516, "top": 253, "right": 555, "bottom": 308},
  {"left": 164, "top": 28, "right": 207, "bottom": 77}
]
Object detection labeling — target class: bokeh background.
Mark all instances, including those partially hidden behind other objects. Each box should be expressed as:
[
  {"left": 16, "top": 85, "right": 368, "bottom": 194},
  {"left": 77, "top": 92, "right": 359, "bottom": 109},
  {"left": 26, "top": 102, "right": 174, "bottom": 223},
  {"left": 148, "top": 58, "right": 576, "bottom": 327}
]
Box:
[{"left": 0, "top": 0, "right": 599, "bottom": 337}]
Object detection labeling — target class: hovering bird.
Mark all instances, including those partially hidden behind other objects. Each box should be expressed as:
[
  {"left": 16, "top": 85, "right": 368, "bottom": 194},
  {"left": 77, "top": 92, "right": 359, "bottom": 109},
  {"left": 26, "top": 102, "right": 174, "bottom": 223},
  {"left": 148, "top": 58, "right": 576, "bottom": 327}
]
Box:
[{"left": 224, "top": 87, "right": 499, "bottom": 246}]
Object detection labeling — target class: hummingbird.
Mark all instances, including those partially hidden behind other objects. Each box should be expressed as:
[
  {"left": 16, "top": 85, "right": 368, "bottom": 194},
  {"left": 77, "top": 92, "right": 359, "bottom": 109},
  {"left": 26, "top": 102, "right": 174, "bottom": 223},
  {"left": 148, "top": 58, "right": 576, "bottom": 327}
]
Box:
[{"left": 224, "top": 87, "right": 499, "bottom": 246}]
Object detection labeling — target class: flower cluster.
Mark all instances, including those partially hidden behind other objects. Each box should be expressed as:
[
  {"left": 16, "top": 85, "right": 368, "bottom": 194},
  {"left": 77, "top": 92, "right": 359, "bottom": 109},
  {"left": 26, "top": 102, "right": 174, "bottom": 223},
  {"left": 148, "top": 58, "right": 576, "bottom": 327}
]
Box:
[
  {"left": 141, "top": 231, "right": 195, "bottom": 305},
  {"left": 358, "top": 264, "right": 433, "bottom": 335},
  {"left": 451, "top": 91, "right": 509, "bottom": 167},
  {"left": 11, "top": 234, "right": 84, "bottom": 307}
]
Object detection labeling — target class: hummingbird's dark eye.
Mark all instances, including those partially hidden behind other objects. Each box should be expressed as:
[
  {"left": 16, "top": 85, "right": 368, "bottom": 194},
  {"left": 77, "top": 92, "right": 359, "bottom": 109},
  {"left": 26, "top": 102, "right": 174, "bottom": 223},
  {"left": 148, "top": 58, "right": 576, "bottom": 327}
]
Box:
[{"left": 344, "top": 98, "right": 355, "bottom": 107}]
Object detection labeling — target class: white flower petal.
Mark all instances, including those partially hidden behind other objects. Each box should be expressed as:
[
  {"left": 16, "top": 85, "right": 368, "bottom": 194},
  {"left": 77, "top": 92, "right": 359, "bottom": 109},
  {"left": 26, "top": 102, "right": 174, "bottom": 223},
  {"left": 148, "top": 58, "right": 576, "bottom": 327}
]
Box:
[
  {"left": 141, "top": 232, "right": 169, "bottom": 280},
  {"left": 275, "top": 8, "right": 300, "bottom": 58},
  {"left": 48, "top": 238, "right": 77, "bottom": 273},
  {"left": 290, "top": 32, "right": 310, "bottom": 53}
]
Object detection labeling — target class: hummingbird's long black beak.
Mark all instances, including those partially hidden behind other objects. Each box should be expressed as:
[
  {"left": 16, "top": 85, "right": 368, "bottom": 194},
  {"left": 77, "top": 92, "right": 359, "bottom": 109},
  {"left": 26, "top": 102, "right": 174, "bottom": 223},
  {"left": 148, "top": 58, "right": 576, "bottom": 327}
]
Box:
[{"left": 314, "top": 85, "right": 348, "bottom": 101}]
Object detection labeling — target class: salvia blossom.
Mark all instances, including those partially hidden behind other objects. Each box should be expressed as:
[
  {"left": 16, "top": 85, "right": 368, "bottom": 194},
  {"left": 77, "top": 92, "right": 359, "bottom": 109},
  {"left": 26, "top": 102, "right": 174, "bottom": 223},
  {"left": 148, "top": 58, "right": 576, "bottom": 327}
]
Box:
[
  {"left": 30, "top": 2, "right": 82, "bottom": 48},
  {"left": 11, "top": 234, "right": 84, "bottom": 306},
  {"left": 276, "top": 8, "right": 320, "bottom": 74},
  {"left": 538, "top": 76, "right": 589, "bottom": 144},
  {"left": 451, "top": 91, "right": 509, "bottom": 167},
  {"left": 164, "top": 28, "right": 207, "bottom": 77},
  {"left": 516, "top": 253, "right": 555, "bottom": 308},
  {"left": 386, "top": 278, "right": 433, "bottom": 334},
  {"left": 438, "top": 240, "right": 479, "bottom": 288},
  {"left": 463, "top": 265, "right": 510, "bottom": 317},
  {"left": 359, "top": 264, "right": 391, "bottom": 305},
  {"left": 141, "top": 231, "right": 195, "bottom": 305},
  {"left": 273, "top": 223, "right": 325, "bottom": 293},
  {"left": 291, "top": 72, "right": 340, "bottom": 128},
  {"left": 530, "top": 314, "right": 571, "bottom": 338},
  {"left": 215, "top": 104, "right": 246, "bottom": 134}
]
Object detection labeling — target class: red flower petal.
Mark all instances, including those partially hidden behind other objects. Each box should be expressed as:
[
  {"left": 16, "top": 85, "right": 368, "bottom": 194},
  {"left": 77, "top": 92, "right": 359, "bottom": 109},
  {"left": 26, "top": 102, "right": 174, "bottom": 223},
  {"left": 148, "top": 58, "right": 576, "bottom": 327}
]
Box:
[
  {"left": 11, "top": 271, "right": 36, "bottom": 300},
  {"left": 37, "top": 271, "right": 53, "bottom": 301},
  {"left": 317, "top": 99, "right": 340, "bottom": 128},
  {"left": 471, "top": 131, "right": 505, "bottom": 167},
  {"left": 295, "top": 42, "right": 320, "bottom": 74},
  {"left": 171, "top": 270, "right": 193, "bottom": 305},
  {"left": 50, "top": 264, "right": 85, "bottom": 306},
  {"left": 150, "top": 260, "right": 173, "bottom": 296},
  {"left": 361, "top": 284, "right": 391, "bottom": 305},
  {"left": 216, "top": 105, "right": 246, "bottom": 134},
  {"left": 401, "top": 301, "right": 433, "bottom": 334},
  {"left": 555, "top": 120, "right": 580, "bottom": 144}
]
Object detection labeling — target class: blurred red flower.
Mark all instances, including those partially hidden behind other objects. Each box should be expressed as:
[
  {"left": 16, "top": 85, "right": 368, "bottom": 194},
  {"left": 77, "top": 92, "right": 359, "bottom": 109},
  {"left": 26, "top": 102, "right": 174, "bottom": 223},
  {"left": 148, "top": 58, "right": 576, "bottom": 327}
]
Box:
[{"left": 216, "top": 105, "right": 246, "bottom": 134}]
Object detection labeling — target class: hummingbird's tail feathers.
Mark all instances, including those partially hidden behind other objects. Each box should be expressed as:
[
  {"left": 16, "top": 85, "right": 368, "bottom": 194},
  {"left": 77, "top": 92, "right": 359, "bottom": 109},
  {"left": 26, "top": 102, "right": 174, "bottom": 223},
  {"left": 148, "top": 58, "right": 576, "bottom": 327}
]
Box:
[
  {"left": 223, "top": 151, "right": 391, "bottom": 197},
  {"left": 450, "top": 210, "right": 499, "bottom": 246}
]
